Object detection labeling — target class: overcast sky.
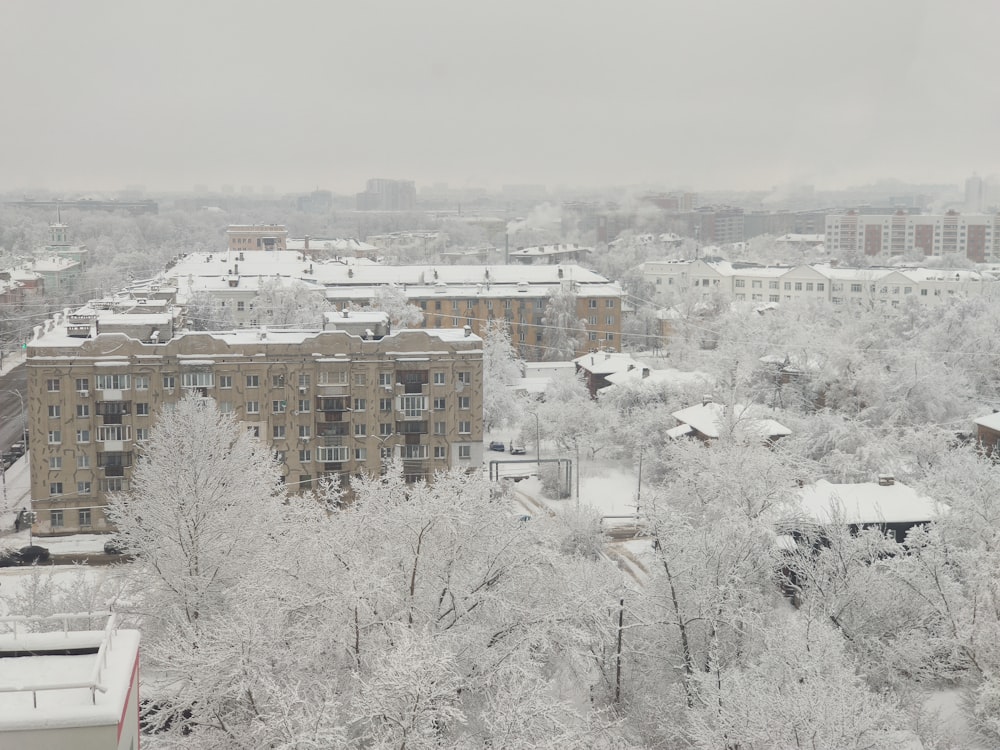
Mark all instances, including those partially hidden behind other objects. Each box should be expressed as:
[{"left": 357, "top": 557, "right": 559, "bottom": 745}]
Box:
[{"left": 2, "top": 0, "right": 996, "bottom": 195}]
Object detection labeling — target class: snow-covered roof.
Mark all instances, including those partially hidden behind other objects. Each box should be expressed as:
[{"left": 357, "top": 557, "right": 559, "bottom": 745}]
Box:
[
  {"left": 602, "top": 366, "right": 712, "bottom": 390},
  {"left": 796, "top": 479, "right": 946, "bottom": 526},
  {"left": 574, "top": 351, "right": 646, "bottom": 377},
  {"left": 287, "top": 237, "right": 377, "bottom": 253},
  {"left": 0, "top": 616, "right": 139, "bottom": 732},
  {"left": 508, "top": 243, "right": 591, "bottom": 257},
  {"left": 974, "top": 412, "right": 1000, "bottom": 431},
  {"left": 671, "top": 401, "right": 791, "bottom": 440}
]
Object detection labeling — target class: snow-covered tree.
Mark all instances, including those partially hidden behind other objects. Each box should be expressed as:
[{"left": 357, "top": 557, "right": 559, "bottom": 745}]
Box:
[
  {"left": 541, "top": 286, "right": 587, "bottom": 360},
  {"left": 365, "top": 283, "right": 424, "bottom": 327},
  {"left": 253, "top": 277, "right": 331, "bottom": 327},
  {"left": 482, "top": 319, "right": 524, "bottom": 430},
  {"left": 105, "top": 394, "right": 284, "bottom": 660}
]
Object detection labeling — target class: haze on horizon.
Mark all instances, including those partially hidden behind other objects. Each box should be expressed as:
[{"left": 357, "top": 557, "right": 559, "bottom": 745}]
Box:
[{"left": 2, "top": 0, "right": 997, "bottom": 196}]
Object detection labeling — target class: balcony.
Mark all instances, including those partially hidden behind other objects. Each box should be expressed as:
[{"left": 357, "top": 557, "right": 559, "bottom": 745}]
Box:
[{"left": 316, "top": 397, "right": 349, "bottom": 413}]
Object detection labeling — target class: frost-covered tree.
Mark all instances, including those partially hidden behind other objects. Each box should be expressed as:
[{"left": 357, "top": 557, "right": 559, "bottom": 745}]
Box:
[
  {"left": 365, "top": 283, "right": 424, "bottom": 327},
  {"left": 482, "top": 319, "right": 524, "bottom": 430},
  {"left": 253, "top": 277, "right": 331, "bottom": 327},
  {"left": 105, "top": 394, "right": 284, "bottom": 658},
  {"left": 541, "top": 286, "right": 587, "bottom": 360}
]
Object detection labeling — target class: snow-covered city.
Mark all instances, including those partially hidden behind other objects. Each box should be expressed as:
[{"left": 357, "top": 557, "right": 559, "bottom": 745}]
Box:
[{"left": 2, "top": 1, "right": 1000, "bottom": 748}]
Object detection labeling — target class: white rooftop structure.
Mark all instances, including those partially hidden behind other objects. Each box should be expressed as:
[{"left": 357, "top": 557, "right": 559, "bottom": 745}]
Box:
[
  {"left": 671, "top": 400, "right": 791, "bottom": 441},
  {"left": 796, "top": 478, "right": 946, "bottom": 527},
  {"left": 0, "top": 612, "right": 141, "bottom": 748}
]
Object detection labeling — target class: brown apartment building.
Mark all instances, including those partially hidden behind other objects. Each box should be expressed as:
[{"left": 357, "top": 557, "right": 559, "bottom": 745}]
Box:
[
  {"left": 26, "top": 311, "right": 483, "bottom": 536},
  {"left": 167, "top": 252, "right": 623, "bottom": 360}
]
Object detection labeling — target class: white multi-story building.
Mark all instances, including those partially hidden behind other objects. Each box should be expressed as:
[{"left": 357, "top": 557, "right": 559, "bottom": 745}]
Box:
[
  {"left": 825, "top": 210, "right": 1000, "bottom": 262},
  {"left": 642, "top": 259, "right": 996, "bottom": 309}
]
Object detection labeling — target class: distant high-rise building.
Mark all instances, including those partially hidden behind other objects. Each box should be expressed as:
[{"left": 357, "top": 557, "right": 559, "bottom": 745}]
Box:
[
  {"left": 966, "top": 173, "right": 985, "bottom": 213},
  {"left": 356, "top": 178, "right": 416, "bottom": 211}
]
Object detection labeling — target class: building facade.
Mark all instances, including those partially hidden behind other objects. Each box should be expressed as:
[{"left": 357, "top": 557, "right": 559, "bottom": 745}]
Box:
[
  {"left": 642, "top": 258, "right": 998, "bottom": 309},
  {"left": 225, "top": 224, "right": 288, "bottom": 252},
  {"left": 166, "top": 252, "right": 623, "bottom": 359},
  {"left": 825, "top": 210, "right": 1000, "bottom": 261},
  {"left": 27, "top": 317, "right": 484, "bottom": 536}
]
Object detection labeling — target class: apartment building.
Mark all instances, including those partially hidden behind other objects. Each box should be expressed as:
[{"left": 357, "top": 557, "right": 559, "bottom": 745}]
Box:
[
  {"left": 225, "top": 224, "right": 288, "bottom": 252},
  {"left": 825, "top": 210, "right": 1000, "bottom": 261},
  {"left": 642, "top": 258, "right": 996, "bottom": 308},
  {"left": 166, "top": 251, "right": 623, "bottom": 359},
  {"left": 27, "top": 310, "right": 484, "bottom": 535}
]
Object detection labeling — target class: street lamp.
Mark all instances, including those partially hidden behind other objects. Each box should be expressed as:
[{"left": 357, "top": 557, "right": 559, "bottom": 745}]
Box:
[{"left": 529, "top": 410, "right": 540, "bottom": 470}]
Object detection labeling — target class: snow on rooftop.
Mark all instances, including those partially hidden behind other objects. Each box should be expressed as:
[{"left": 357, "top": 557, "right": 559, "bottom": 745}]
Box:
[
  {"left": 797, "top": 479, "right": 946, "bottom": 526},
  {"left": 974, "top": 412, "right": 1000, "bottom": 431},
  {"left": 671, "top": 401, "right": 791, "bottom": 440}
]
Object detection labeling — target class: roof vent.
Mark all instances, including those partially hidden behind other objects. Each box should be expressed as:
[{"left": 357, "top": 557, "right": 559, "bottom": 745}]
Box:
[{"left": 878, "top": 474, "right": 895, "bottom": 486}]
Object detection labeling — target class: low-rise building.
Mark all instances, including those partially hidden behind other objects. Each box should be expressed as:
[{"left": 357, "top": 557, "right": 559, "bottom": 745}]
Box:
[
  {"left": 0, "top": 612, "right": 141, "bottom": 750},
  {"left": 669, "top": 399, "right": 790, "bottom": 443}
]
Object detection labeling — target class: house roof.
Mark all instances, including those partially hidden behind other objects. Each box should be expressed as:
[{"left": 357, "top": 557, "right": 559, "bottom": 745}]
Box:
[
  {"left": 796, "top": 479, "right": 946, "bottom": 526},
  {"left": 671, "top": 401, "right": 791, "bottom": 440},
  {"left": 974, "top": 412, "right": 1000, "bottom": 431}
]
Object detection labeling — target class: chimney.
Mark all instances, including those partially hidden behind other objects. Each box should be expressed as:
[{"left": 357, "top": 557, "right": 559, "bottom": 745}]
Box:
[
  {"left": 702, "top": 394, "right": 712, "bottom": 406},
  {"left": 304, "top": 235, "right": 310, "bottom": 251},
  {"left": 463, "top": 325, "right": 471, "bottom": 337},
  {"left": 878, "top": 474, "right": 895, "bottom": 486}
]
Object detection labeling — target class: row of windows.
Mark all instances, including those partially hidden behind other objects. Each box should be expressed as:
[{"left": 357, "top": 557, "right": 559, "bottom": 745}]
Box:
[
  {"left": 46, "top": 370, "right": 474, "bottom": 392},
  {"left": 47, "top": 509, "right": 91, "bottom": 527},
  {"left": 48, "top": 426, "right": 143, "bottom": 444}
]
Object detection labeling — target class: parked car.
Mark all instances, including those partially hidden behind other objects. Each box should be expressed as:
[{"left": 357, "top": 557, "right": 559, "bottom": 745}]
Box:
[
  {"left": 509, "top": 441, "right": 526, "bottom": 455},
  {"left": 104, "top": 537, "right": 126, "bottom": 555},
  {"left": 9, "top": 441, "right": 26, "bottom": 457},
  {"left": 488, "top": 440, "right": 506, "bottom": 452},
  {"left": 1, "top": 452, "right": 17, "bottom": 469},
  {"left": 0, "top": 545, "right": 50, "bottom": 567}
]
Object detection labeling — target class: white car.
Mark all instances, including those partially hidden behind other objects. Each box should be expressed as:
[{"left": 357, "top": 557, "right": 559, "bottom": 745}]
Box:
[{"left": 509, "top": 442, "right": 526, "bottom": 455}]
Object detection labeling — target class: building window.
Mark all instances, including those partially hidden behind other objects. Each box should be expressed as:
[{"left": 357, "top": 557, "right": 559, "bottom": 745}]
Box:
[
  {"left": 46, "top": 378, "right": 60, "bottom": 392},
  {"left": 805, "top": 283, "right": 813, "bottom": 291},
  {"left": 76, "top": 403, "right": 91, "bottom": 418},
  {"left": 248, "top": 426, "right": 260, "bottom": 438},
  {"left": 379, "top": 423, "right": 392, "bottom": 436},
  {"left": 769, "top": 281, "right": 778, "bottom": 290},
  {"left": 135, "top": 375, "right": 150, "bottom": 390},
  {"left": 136, "top": 428, "right": 150, "bottom": 441},
  {"left": 75, "top": 378, "right": 89, "bottom": 392},
  {"left": 50, "top": 483, "right": 63, "bottom": 496},
  {"left": 48, "top": 430, "right": 62, "bottom": 445},
  {"left": 47, "top": 404, "right": 60, "bottom": 419},
  {"left": 434, "top": 397, "right": 446, "bottom": 410},
  {"left": 220, "top": 375, "right": 233, "bottom": 389},
  {"left": 273, "top": 425, "right": 286, "bottom": 439},
  {"left": 457, "top": 372, "right": 470, "bottom": 385},
  {"left": 735, "top": 279, "right": 745, "bottom": 288},
  {"left": 353, "top": 398, "right": 366, "bottom": 412},
  {"left": 434, "top": 421, "right": 446, "bottom": 435},
  {"left": 297, "top": 399, "right": 311, "bottom": 413},
  {"left": 589, "top": 299, "right": 598, "bottom": 308},
  {"left": 98, "top": 425, "right": 130, "bottom": 442},
  {"left": 353, "top": 373, "right": 366, "bottom": 387},
  {"left": 378, "top": 372, "right": 392, "bottom": 386},
  {"left": 433, "top": 372, "right": 445, "bottom": 385},
  {"left": 769, "top": 295, "right": 780, "bottom": 302},
  {"left": 77, "top": 454, "right": 89, "bottom": 469},
  {"left": 606, "top": 315, "right": 615, "bottom": 325},
  {"left": 298, "top": 374, "right": 311, "bottom": 388},
  {"left": 458, "top": 445, "right": 471, "bottom": 459},
  {"left": 606, "top": 332, "right": 615, "bottom": 341},
  {"left": 272, "top": 374, "right": 285, "bottom": 388},
  {"left": 459, "top": 396, "right": 470, "bottom": 410},
  {"left": 246, "top": 375, "right": 259, "bottom": 388},
  {"left": 299, "top": 449, "right": 311, "bottom": 462},
  {"left": 816, "top": 283, "right": 824, "bottom": 292},
  {"left": 794, "top": 282, "right": 803, "bottom": 291},
  {"left": 78, "top": 509, "right": 91, "bottom": 527},
  {"left": 589, "top": 332, "right": 598, "bottom": 340},
  {"left": 246, "top": 401, "right": 260, "bottom": 414},
  {"left": 219, "top": 402, "right": 232, "bottom": 413},
  {"left": 163, "top": 375, "right": 176, "bottom": 390},
  {"left": 458, "top": 421, "right": 471, "bottom": 434},
  {"left": 354, "top": 423, "right": 367, "bottom": 437},
  {"left": 96, "top": 374, "right": 130, "bottom": 390},
  {"left": 272, "top": 400, "right": 287, "bottom": 414},
  {"left": 50, "top": 509, "right": 64, "bottom": 527},
  {"left": 851, "top": 283, "right": 862, "bottom": 293},
  {"left": 298, "top": 474, "right": 312, "bottom": 490},
  {"left": 136, "top": 403, "right": 150, "bottom": 416},
  {"left": 606, "top": 299, "right": 615, "bottom": 308},
  {"left": 355, "top": 447, "right": 367, "bottom": 461},
  {"left": 434, "top": 445, "right": 446, "bottom": 459},
  {"left": 49, "top": 456, "right": 62, "bottom": 470},
  {"left": 752, "top": 280, "right": 762, "bottom": 289},
  {"left": 379, "top": 398, "right": 392, "bottom": 411},
  {"left": 77, "top": 481, "right": 92, "bottom": 495}
]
